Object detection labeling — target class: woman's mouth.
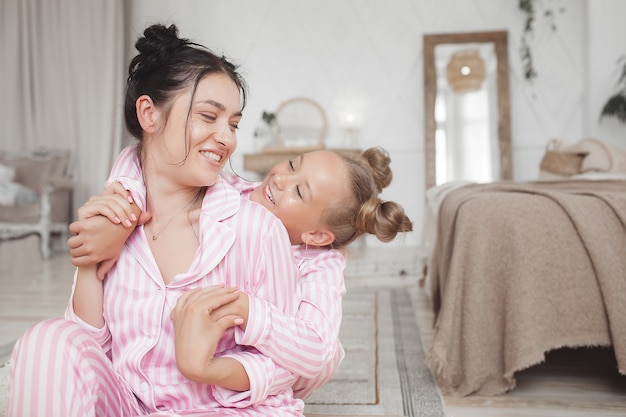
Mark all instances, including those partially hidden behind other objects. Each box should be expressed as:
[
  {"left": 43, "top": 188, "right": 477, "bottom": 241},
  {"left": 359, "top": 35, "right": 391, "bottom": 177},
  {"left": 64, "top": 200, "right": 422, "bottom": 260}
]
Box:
[{"left": 200, "top": 150, "right": 222, "bottom": 163}]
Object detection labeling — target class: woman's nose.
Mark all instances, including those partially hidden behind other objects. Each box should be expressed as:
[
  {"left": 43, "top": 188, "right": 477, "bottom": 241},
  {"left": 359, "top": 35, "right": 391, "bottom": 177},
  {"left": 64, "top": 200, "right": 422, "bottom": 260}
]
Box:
[{"left": 214, "top": 123, "right": 237, "bottom": 148}]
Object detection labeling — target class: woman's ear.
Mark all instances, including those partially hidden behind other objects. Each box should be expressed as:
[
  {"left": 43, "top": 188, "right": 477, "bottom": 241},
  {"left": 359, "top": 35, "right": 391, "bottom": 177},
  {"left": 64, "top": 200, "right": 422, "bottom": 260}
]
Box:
[
  {"left": 301, "top": 229, "right": 335, "bottom": 248},
  {"left": 136, "top": 95, "right": 160, "bottom": 133}
]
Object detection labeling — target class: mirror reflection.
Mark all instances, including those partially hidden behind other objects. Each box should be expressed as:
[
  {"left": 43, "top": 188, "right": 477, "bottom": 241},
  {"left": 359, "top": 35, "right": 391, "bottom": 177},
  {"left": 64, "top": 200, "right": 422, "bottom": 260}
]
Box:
[
  {"left": 435, "top": 43, "right": 499, "bottom": 184},
  {"left": 423, "top": 31, "right": 512, "bottom": 189}
]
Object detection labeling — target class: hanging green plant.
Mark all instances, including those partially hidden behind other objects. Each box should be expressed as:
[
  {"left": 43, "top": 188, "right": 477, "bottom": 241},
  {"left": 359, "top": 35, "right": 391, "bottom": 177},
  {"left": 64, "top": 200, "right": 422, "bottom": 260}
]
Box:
[
  {"left": 600, "top": 56, "right": 626, "bottom": 124},
  {"left": 518, "top": 0, "right": 565, "bottom": 82},
  {"left": 519, "top": 0, "right": 538, "bottom": 81}
]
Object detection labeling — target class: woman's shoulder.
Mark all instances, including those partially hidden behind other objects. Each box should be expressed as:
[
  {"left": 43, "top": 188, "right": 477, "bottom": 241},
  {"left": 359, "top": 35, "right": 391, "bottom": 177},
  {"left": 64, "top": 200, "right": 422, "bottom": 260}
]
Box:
[
  {"left": 237, "top": 197, "right": 284, "bottom": 226},
  {"left": 221, "top": 171, "right": 259, "bottom": 194}
]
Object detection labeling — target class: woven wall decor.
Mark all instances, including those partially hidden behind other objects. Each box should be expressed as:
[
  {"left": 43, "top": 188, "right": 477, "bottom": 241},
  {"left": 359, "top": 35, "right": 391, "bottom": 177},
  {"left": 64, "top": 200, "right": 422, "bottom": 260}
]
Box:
[{"left": 446, "top": 49, "right": 486, "bottom": 94}]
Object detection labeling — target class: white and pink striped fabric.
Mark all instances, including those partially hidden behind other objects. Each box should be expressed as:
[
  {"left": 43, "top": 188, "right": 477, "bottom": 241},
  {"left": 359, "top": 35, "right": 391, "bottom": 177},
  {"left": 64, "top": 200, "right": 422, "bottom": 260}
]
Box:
[
  {"left": 112, "top": 146, "right": 347, "bottom": 400},
  {"left": 226, "top": 173, "right": 347, "bottom": 399},
  {"left": 8, "top": 172, "right": 305, "bottom": 416}
]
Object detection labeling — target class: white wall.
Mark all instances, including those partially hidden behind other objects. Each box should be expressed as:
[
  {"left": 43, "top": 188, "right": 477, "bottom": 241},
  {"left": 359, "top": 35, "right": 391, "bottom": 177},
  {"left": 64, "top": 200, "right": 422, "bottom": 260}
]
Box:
[
  {"left": 586, "top": 0, "right": 626, "bottom": 147},
  {"left": 127, "top": 0, "right": 623, "bottom": 247}
]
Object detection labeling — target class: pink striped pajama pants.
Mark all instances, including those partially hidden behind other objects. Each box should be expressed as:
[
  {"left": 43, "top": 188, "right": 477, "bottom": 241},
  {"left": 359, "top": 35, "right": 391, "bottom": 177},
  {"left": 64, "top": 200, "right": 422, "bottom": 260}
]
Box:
[{"left": 7, "top": 318, "right": 149, "bottom": 417}]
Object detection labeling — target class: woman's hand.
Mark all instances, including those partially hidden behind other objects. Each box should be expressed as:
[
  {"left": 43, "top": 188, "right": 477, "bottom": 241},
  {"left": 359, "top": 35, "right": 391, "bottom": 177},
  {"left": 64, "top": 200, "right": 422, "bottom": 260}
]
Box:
[{"left": 170, "top": 286, "right": 244, "bottom": 384}]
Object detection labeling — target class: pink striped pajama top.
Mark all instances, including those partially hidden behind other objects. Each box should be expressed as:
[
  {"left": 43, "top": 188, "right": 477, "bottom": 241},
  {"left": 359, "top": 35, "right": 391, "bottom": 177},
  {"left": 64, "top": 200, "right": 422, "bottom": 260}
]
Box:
[
  {"left": 64, "top": 172, "right": 305, "bottom": 415},
  {"left": 109, "top": 145, "right": 347, "bottom": 400}
]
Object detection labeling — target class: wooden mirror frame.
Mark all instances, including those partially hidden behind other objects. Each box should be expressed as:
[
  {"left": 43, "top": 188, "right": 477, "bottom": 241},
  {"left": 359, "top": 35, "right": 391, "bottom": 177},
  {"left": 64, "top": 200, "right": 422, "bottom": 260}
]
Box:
[
  {"left": 423, "top": 30, "right": 512, "bottom": 189},
  {"left": 273, "top": 97, "right": 328, "bottom": 151}
]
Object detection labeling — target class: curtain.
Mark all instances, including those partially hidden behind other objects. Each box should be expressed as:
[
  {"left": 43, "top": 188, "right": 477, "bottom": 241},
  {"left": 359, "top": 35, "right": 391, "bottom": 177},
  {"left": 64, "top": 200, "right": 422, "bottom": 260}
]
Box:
[{"left": 1, "top": 0, "right": 125, "bottom": 217}]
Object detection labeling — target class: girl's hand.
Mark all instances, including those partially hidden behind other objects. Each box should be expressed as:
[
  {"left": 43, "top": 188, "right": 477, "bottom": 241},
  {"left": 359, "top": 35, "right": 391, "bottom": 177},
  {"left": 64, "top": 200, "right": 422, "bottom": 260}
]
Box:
[
  {"left": 210, "top": 291, "right": 250, "bottom": 330},
  {"left": 77, "top": 182, "right": 138, "bottom": 225},
  {"left": 67, "top": 182, "right": 149, "bottom": 278},
  {"left": 170, "top": 286, "right": 243, "bottom": 383}
]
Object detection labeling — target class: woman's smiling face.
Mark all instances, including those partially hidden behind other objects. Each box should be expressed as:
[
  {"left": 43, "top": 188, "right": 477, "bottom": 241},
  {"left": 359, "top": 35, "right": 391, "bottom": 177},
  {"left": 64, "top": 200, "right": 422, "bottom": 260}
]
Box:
[
  {"left": 151, "top": 72, "right": 242, "bottom": 188},
  {"left": 249, "top": 150, "right": 349, "bottom": 245}
]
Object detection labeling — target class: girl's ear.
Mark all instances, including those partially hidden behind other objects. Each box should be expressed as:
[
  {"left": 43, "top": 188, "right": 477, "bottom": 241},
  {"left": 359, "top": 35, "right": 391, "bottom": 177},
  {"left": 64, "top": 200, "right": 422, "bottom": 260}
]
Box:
[
  {"left": 301, "top": 229, "right": 335, "bottom": 248},
  {"left": 136, "top": 95, "right": 160, "bottom": 133}
]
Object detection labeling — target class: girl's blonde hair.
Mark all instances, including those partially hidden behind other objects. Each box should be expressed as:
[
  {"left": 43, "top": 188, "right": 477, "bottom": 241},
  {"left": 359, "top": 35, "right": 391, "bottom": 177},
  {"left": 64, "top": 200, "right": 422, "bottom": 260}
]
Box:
[{"left": 323, "top": 147, "right": 413, "bottom": 248}]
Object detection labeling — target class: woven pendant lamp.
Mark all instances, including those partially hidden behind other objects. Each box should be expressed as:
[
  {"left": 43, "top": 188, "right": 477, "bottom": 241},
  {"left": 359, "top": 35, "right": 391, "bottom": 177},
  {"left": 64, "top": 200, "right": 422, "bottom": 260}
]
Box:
[{"left": 446, "top": 49, "right": 486, "bottom": 94}]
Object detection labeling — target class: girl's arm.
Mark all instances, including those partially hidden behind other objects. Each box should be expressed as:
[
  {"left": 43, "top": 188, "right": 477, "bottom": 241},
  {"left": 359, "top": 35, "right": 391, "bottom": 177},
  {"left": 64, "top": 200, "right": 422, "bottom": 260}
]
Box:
[
  {"left": 171, "top": 286, "right": 298, "bottom": 404},
  {"left": 243, "top": 253, "right": 346, "bottom": 396},
  {"left": 67, "top": 182, "right": 144, "bottom": 279},
  {"left": 212, "top": 249, "right": 346, "bottom": 386}
]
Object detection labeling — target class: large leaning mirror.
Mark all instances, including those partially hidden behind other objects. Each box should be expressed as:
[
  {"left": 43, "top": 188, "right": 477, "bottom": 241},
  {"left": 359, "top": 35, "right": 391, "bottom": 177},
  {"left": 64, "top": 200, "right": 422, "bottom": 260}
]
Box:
[
  {"left": 423, "top": 31, "right": 512, "bottom": 189},
  {"left": 270, "top": 97, "right": 327, "bottom": 151}
]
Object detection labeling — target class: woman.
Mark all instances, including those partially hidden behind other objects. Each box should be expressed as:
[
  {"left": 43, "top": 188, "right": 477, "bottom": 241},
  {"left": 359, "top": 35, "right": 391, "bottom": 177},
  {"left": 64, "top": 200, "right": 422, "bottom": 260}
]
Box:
[
  {"left": 8, "top": 23, "right": 305, "bottom": 417},
  {"left": 68, "top": 144, "right": 414, "bottom": 400}
]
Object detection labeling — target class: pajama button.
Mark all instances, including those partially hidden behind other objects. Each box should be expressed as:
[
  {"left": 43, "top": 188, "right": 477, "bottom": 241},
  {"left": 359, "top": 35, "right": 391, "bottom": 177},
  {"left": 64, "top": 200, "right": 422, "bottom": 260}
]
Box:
[{"left": 140, "top": 382, "right": 149, "bottom": 392}]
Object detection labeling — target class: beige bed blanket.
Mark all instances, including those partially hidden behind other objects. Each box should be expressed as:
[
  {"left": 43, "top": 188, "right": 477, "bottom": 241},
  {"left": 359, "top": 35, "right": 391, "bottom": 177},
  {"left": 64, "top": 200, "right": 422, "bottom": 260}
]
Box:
[{"left": 425, "top": 180, "right": 626, "bottom": 396}]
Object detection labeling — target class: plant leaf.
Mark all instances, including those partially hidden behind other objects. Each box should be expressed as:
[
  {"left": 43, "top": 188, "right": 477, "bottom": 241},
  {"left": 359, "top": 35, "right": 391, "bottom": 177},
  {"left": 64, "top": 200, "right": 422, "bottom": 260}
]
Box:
[{"left": 600, "top": 93, "right": 626, "bottom": 124}]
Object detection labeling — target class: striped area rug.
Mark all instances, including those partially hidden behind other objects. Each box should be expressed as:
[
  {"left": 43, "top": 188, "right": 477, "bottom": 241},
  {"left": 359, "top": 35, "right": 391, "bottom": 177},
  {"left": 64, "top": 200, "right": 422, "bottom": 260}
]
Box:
[
  {"left": 0, "top": 288, "right": 445, "bottom": 417},
  {"left": 305, "top": 287, "right": 446, "bottom": 417}
]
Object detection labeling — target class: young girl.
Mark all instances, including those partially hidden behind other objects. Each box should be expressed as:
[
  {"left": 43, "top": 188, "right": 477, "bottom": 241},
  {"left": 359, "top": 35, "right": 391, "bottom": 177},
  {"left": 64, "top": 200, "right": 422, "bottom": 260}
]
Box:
[
  {"left": 69, "top": 144, "right": 414, "bottom": 400},
  {"left": 8, "top": 23, "right": 306, "bottom": 417}
]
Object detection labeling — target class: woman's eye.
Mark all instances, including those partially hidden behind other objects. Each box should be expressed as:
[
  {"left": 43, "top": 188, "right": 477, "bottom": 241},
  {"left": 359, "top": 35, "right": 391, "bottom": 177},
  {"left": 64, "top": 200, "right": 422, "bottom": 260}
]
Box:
[
  {"left": 230, "top": 123, "right": 239, "bottom": 131},
  {"left": 288, "top": 160, "right": 295, "bottom": 171},
  {"left": 201, "top": 113, "right": 217, "bottom": 122},
  {"left": 296, "top": 185, "right": 303, "bottom": 199}
]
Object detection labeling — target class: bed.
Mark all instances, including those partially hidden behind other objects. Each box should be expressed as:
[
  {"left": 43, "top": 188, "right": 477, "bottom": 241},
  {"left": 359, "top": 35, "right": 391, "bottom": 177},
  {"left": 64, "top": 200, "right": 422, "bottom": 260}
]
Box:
[{"left": 422, "top": 178, "right": 626, "bottom": 396}]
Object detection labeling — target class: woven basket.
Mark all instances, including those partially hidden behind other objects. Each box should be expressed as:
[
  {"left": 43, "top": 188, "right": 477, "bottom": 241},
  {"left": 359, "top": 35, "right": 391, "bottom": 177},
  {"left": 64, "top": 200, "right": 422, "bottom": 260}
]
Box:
[{"left": 539, "top": 139, "right": 588, "bottom": 176}]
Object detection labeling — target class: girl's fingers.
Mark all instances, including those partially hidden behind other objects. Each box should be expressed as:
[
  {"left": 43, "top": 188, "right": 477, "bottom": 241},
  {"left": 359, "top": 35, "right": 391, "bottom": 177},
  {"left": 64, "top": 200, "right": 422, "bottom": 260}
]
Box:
[
  {"left": 79, "top": 194, "right": 136, "bottom": 225},
  {"left": 217, "top": 315, "right": 245, "bottom": 330},
  {"left": 104, "top": 181, "right": 135, "bottom": 204}
]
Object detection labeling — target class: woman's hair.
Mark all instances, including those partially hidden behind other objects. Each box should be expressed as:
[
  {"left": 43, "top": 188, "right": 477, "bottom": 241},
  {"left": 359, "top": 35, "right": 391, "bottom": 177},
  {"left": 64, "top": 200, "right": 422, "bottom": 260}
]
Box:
[
  {"left": 124, "top": 23, "right": 248, "bottom": 142},
  {"left": 324, "top": 147, "right": 413, "bottom": 249}
]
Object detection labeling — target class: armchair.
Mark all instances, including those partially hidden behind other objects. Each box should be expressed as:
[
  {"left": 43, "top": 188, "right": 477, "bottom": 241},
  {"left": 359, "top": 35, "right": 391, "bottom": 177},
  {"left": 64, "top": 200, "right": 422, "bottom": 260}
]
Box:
[{"left": 0, "top": 149, "right": 74, "bottom": 258}]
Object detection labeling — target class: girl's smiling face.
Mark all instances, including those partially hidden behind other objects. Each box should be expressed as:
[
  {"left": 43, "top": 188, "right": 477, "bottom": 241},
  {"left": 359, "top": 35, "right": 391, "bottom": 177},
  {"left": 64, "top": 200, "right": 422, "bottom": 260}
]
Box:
[{"left": 250, "top": 150, "right": 349, "bottom": 245}]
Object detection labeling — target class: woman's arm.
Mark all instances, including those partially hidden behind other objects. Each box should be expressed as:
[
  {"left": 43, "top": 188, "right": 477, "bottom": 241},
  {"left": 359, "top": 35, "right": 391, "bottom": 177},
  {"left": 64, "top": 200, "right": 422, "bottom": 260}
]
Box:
[
  {"left": 71, "top": 265, "right": 105, "bottom": 327},
  {"left": 67, "top": 191, "right": 135, "bottom": 327},
  {"left": 170, "top": 286, "right": 248, "bottom": 390}
]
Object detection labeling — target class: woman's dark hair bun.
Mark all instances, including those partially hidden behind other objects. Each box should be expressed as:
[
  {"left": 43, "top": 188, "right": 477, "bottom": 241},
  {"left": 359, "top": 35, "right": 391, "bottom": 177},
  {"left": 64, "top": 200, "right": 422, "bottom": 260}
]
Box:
[
  {"left": 130, "top": 24, "right": 190, "bottom": 81},
  {"left": 140, "top": 24, "right": 185, "bottom": 55}
]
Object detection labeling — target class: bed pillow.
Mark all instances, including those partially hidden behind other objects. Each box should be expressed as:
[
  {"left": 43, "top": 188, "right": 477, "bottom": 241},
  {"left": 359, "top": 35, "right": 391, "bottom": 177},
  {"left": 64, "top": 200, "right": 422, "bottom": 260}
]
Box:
[{"left": 567, "top": 138, "right": 613, "bottom": 172}]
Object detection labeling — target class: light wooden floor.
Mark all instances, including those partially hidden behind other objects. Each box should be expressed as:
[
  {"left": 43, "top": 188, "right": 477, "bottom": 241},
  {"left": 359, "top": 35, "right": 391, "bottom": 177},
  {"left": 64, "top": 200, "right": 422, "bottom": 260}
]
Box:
[
  {"left": 2, "top": 236, "right": 626, "bottom": 416},
  {"left": 408, "top": 286, "right": 626, "bottom": 417}
]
